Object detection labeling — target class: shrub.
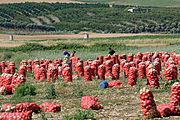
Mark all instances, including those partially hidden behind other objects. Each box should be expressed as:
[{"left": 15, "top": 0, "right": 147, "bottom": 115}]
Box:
[
  {"left": 13, "top": 83, "right": 36, "bottom": 97},
  {"left": 45, "top": 83, "right": 57, "bottom": 99},
  {"left": 64, "top": 109, "right": 95, "bottom": 120}
]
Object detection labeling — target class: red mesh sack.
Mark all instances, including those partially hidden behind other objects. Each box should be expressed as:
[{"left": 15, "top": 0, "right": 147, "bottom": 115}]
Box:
[
  {"left": 170, "top": 82, "right": 180, "bottom": 106},
  {"left": 98, "top": 56, "right": 104, "bottom": 64},
  {"left": 72, "top": 74, "right": 79, "bottom": 80},
  {"left": 138, "top": 62, "right": 146, "bottom": 79},
  {"left": 1, "top": 61, "right": 6, "bottom": 73},
  {"left": 128, "top": 53, "right": 134, "bottom": 62},
  {"left": 1, "top": 104, "right": 15, "bottom": 112},
  {"left": 16, "top": 103, "right": 40, "bottom": 113},
  {"left": 157, "top": 104, "right": 180, "bottom": 117},
  {"left": 0, "top": 111, "right": 32, "bottom": 120},
  {"left": 40, "top": 102, "right": 61, "bottom": 113},
  {"left": 108, "top": 81, "right": 125, "bottom": 88},
  {"left": 0, "top": 85, "right": 12, "bottom": 95},
  {"left": 123, "top": 63, "right": 130, "bottom": 78},
  {"left": 76, "top": 61, "right": 84, "bottom": 76},
  {"left": 84, "top": 66, "right": 92, "bottom": 81},
  {"left": 139, "top": 87, "right": 160, "bottom": 118},
  {"left": 98, "top": 65, "right": 105, "bottom": 80},
  {"left": 63, "top": 67, "right": 72, "bottom": 82},
  {"left": 147, "top": 68, "right": 160, "bottom": 89},
  {"left": 19, "top": 66, "right": 26, "bottom": 78},
  {"left": 136, "top": 52, "right": 143, "bottom": 60},
  {"left": 127, "top": 67, "right": 138, "bottom": 86},
  {"left": 112, "top": 64, "right": 120, "bottom": 80},
  {"left": 39, "top": 67, "right": 46, "bottom": 82},
  {"left": 130, "top": 62, "right": 136, "bottom": 67},
  {"left": 105, "top": 60, "right": 113, "bottom": 78},
  {"left": 81, "top": 96, "right": 103, "bottom": 110}
]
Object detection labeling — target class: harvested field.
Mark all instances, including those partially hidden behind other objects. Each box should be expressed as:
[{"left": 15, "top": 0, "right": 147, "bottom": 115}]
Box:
[{"left": 0, "top": 33, "right": 162, "bottom": 41}]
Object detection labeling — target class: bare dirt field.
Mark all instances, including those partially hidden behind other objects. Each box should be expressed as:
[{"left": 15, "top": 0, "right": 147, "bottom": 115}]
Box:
[
  {"left": 0, "top": 33, "right": 160, "bottom": 41},
  {"left": 0, "top": 0, "right": 83, "bottom": 4}
]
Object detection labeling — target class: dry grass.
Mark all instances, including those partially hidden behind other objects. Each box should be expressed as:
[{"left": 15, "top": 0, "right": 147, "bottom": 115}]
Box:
[{"left": 0, "top": 33, "right": 159, "bottom": 41}]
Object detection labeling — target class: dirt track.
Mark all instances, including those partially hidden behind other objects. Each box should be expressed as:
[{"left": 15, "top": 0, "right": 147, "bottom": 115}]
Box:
[
  {"left": 0, "top": 0, "right": 83, "bottom": 4},
  {"left": 0, "top": 33, "right": 159, "bottom": 41}
]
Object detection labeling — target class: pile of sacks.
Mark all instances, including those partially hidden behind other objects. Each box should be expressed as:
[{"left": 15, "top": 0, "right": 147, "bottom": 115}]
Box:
[
  {"left": 81, "top": 96, "right": 103, "bottom": 110},
  {"left": 0, "top": 102, "right": 61, "bottom": 120}
]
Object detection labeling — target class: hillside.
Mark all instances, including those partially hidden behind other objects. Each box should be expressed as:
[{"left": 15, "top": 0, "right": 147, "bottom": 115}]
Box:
[{"left": 0, "top": 2, "right": 180, "bottom": 33}]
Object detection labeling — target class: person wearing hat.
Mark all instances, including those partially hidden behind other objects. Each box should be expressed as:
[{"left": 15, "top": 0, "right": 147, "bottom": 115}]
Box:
[
  {"left": 62, "top": 50, "right": 72, "bottom": 70},
  {"left": 109, "top": 48, "right": 115, "bottom": 56}
]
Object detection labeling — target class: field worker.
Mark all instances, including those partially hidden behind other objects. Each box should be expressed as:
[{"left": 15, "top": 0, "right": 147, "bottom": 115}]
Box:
[
  {"left": 70, "top": 51, "right": 76, "bottom": 59},
  {"left": 62, "top": 50, "right": 72, "bottom": 70},
  {"left": 109, "top": 48, "right": 115, "bottom": 56}
]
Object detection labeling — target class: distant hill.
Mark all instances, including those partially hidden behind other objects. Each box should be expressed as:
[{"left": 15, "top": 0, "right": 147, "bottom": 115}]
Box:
[
  {"left": 0, "top": 2, "right": 180, "bottom": 33},
  {"left": 73, "top": 0, "right": 180, "bottom": 7}
]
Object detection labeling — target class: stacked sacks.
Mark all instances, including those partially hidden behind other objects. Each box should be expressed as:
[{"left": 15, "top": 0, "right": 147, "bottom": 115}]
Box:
[
  {"left": 76, "top": 61, "right": 84, "bottom": 76},
  {"left": 40, "top": 102, "right": 61, "bottom": 113},
  {"left": 112, "top": 64, "right": 120, "bottom": 80},
  {"left": 123, "top": 63, "right": 130, "bottom": 78},
  {"left": 127, "top": 67, "right": 138, "bottom": 86},
  {"left": 108, "top": 81, "right": 125, "bottom": 88},
  {"left": 170, "top": 82, "right": 180, "bottom": 106},
  {"left": 147, "top": 68, "right": 160, "bottom": 89},
  {"left": 157, "top": 104, "right": 180, "bottom": 117},
  {"left": 139, "top": 87, "right": 160, "bottom": 118},
  {"left": 105, "top": 60, "right": 113, "bottom": 78},
  {"left": 98, "top": 65, "right": 105, "bottom": 80},
  {"left": 84, "top": 66, "right": 92, "bottom": 81},
  {"left": 0, "top": 104, "right": 15, "bottom": 112},
  {"left": 138, "top": 62, "right": 146, "bottom": 79},
  {"left": 81, "top": 96, "right": 103, "bottom": 110},
  {"left": 16, "top": 103, "right": 40, "bottom": 113},
  {"left": 0, "top": 111, "right": 32, "bottom": 120},
  {"left": 63, "top": 67, "right": 72, "bottom": 82}
]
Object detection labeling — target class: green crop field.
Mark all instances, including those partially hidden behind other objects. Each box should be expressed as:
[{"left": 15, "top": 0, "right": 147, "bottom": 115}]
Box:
[
  {"left": 73, "top": 0, "right": 180, "bottom": 7},
  {"left": 0, "top": 2, "right": 180, "bottom": 34}
]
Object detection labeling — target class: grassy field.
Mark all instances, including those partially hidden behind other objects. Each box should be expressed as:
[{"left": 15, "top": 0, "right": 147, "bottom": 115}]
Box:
[
  {"left": 0, "top": 35, "right": 180, "bottom": 119},
  {"left": 73, "top": 0, "right": 180, "bottom": 7}
]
